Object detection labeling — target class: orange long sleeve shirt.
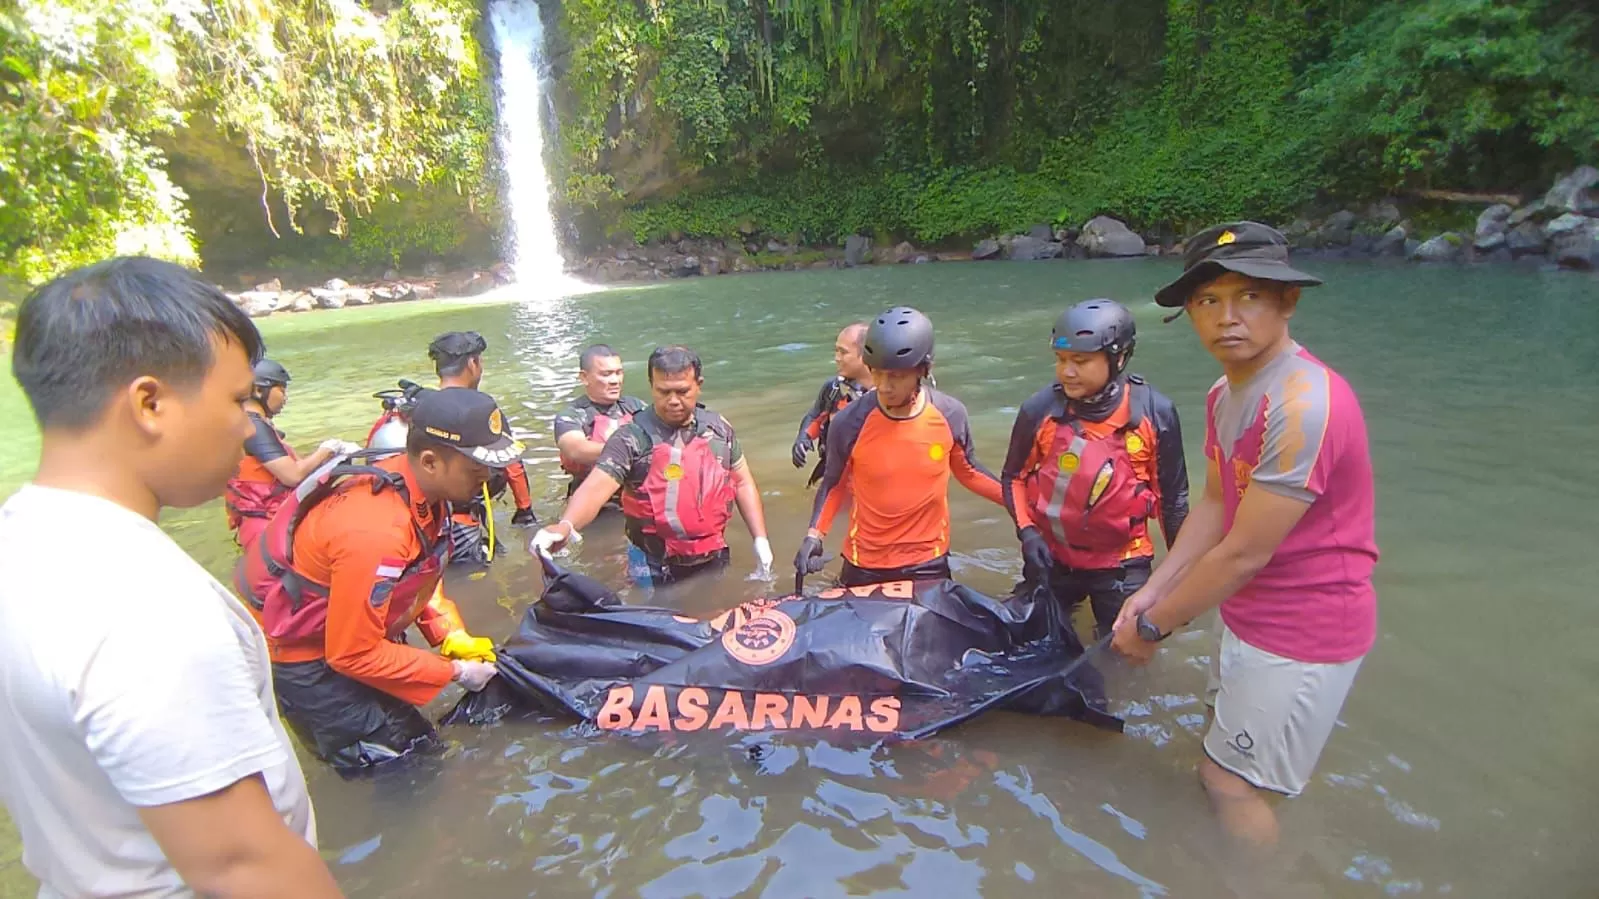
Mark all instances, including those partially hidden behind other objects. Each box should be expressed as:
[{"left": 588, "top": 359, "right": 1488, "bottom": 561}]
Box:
[
  {"left": 269, "top": 456, "right": 463, "bottom": 706},
  {"left": 808, "top": 387, "right": 1004, "bottom": 569}
]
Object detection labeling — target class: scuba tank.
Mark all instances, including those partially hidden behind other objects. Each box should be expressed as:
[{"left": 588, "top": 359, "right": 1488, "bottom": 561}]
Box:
[{"left": 365, "top": 379, "right": 425, "bottom": 453}]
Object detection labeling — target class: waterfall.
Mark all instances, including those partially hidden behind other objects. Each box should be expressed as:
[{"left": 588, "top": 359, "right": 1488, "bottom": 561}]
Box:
[{"left": 487, "top": 0, "right": 571, "bottom": 287}]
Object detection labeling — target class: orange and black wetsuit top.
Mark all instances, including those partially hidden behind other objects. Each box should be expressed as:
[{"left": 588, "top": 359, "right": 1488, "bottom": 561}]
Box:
[
  {"left": 225, "top": 412, "right": 298, "bottom": 530},
  {"left": 269, "top": 454, "right": 466, "bottom": 707},
  {"left": 1000, "top": 378, "right": 1188, "bottom": 568},
  {"left": 796, "top": 376, "right": 867, "bottom": 487},
  {"left": 808, "top": 388, "right": 1005, "bottom": 570}
]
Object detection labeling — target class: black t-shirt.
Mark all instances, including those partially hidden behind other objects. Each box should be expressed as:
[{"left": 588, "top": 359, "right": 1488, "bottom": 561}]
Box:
[
  {"left": 553, "top": 395, "right": 648, "bottom": 441},
  {"left": 242, "top": 413, "right": 289, "bottom": 463},
  {"left": 594, "top": 406, "right": 742, "bottom": 492}
]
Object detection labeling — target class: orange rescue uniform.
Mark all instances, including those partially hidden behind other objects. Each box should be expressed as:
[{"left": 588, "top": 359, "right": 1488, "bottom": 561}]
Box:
[
  {"left": 266, "top": 455, "right": 464, "bottom": 706},
  {"left": 809, "top": 387, "right": 1004, "bottom": 570}
]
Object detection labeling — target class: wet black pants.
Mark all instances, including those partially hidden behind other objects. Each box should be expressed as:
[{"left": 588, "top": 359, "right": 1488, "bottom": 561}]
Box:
[
  {"left": 1045, "top": 558, "right": 1151, "bottom": 639},
  {"left": 272, "top": 659, "right": 439, "bottom": 776}
]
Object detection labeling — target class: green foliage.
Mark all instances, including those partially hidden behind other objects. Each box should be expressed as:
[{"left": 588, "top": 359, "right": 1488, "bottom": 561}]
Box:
[
  {"left": 0, "top": 0, "right": 198, "bottom": 283},
  {"left": 0, "top": 0, "right": 494, "bottom": 284},
  {"left": 575, "top": 0, "right": 1598, "bottom": 246},
  {"left": 185, "top": 0, "right": 495, "bottom": 235},
  {"left": 1303, "top": 0, "right": 1599, "bottom": 190}
]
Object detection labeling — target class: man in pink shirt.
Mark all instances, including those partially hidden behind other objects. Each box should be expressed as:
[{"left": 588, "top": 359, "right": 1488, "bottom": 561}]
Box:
[{"left": 1111, "top": 221, "right": 1379, "bottom": 850}]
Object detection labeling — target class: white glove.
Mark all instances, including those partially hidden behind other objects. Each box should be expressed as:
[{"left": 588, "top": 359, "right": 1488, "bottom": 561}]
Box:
[
  {"left": 530, "top": 521, "right": 582, "bottom": 557},
  {"left": 319, "top": 438, "right": 360, "bottom": 456},
  {"left": 451, "top": 659, "right": 498, "bottom": 692},
  {"left": 750, "top": 536, "right": 775, "bottom": 581}
]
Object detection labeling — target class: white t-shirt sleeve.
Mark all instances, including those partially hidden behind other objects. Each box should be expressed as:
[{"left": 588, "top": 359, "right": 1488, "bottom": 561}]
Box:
[{"left": 75, "top": 596, "right": 288, "bottom": 808}]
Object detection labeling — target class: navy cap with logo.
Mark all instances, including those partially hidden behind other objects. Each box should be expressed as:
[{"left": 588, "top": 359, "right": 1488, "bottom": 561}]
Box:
[
  {"left": 1155, "top": 221, "right": 1323, "bottom": 309},
  {"left": 408, "top": 387, "right": 523, "bottom": 468},
  {"left": 427, "top": 330, "right": 488, "bottom": 363}
]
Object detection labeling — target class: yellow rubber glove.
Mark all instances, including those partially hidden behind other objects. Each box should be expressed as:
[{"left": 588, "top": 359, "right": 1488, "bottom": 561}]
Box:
[{"left": 440, "top": 629, "right": 498, "bottom": 664}]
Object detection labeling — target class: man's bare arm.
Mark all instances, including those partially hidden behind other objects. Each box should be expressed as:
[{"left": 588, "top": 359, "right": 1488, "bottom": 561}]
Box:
[{"left": 139, "top": 774, "right": 342, "bottom": 898}]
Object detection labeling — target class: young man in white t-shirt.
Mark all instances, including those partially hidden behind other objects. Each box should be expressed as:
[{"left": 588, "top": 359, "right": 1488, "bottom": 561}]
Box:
[{"left": 0, "top": 257, "right": 342, "bottom": 897}]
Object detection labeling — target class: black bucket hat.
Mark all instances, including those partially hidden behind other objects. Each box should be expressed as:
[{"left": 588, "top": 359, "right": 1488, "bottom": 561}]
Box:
[
  {"left": 428, "top": 330, "right": 488, "bottom": 363},
  {"left": 1155, "top": 221, "right": 1323, "bottom": 309}
]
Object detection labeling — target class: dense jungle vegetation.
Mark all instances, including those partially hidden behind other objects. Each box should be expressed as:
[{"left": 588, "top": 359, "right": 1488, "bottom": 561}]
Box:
[{"left": 2, "top": 0, "right": 1596, "bottom": 294}]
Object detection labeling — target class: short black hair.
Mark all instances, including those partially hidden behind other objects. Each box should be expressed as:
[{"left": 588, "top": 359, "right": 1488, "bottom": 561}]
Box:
[
  {"left": 580, "top": 343, "right": 619, "bottom": 373},
  {"left": 647, "top": 345, "right": 703, "bottom": 382},
  {"left": 12, "top": 256, "right": 264, "bottom": 431}
]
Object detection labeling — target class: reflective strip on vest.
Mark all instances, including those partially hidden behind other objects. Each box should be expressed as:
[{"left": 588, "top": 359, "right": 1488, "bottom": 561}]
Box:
[
  {"left": 1041, "top": 432, "right": 1087, "bottom": 551},
  {"left": 662, "top": 441, "right": 688, "bottom": 540}
]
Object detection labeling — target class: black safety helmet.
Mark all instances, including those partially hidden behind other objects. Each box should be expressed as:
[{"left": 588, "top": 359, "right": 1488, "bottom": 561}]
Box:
[
  {"left": 1052, "top": 300, "right": 1136, "bottom": 374},
  {"left": 253, "top": 358, "right": 291, "bottom": 390},
  {"left": 862, "top": 306, "right": 935, "bottom": 371}
]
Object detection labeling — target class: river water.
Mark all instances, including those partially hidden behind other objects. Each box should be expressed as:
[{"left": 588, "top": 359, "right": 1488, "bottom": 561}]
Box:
[{"left": 2, "top": 260, "right": 1596, "bottom": 897}]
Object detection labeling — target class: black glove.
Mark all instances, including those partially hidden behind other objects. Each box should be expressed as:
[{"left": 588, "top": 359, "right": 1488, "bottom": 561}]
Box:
[
  {"left": 1019, "top": 526, "right": 1054, "bottom": 584},
  {"left": 794, "top": 535, "right": 831, "bottom": 575},
  {"left": 791, "top": 433, "right": 814, "bottom": 468},
  {"left": 510, "top": 507, "right": 538, "bottom": 527}
]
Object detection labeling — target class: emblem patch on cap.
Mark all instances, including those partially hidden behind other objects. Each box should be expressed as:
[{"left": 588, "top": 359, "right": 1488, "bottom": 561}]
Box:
[
  {"left": 488, "top": 408, "right": 504, "bottom": 436},
  {"left": 1216, "top": 230, "right": 1236, "bottom": 246}
]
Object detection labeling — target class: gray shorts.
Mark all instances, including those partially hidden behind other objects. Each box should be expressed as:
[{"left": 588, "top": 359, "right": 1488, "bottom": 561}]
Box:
[{"left": 1202, "top": 623, "right": 1364, "bottom": 797}]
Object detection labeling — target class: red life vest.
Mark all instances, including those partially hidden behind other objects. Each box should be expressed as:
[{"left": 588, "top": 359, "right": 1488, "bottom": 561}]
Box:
[
  {"left": 233, "top": 460, "right": 450, "bottom": 643},
  {"left": 561, "top": 405, "right": 636, "bottom": 477},
  {"left": 225, "top": 419, "right": 298, "bottom": 529},
  {"left": 1024, "top": 387, "right": 1156, "bottom": 570},
  {"left": 619, "top": 419, "right": 737, "bottom": 558}
]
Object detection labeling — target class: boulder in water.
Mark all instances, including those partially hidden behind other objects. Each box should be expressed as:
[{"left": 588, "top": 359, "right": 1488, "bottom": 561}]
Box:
[
  {"left": 1543, "top": 165, "right": 1599, "bottom": 215},
  {"left": 1026, "top": 223, "right": 1054, "bottom": 241},
  {"left": 1409, "top": 233, "right": 1464, "bottom": 263},
  {"left": 1076, "top": 216, "right": 1145, "bottom": 257},
  {"left": 285, "top": 291, "right": 315, "bottom": 314},
  {"left": 1473, "top": 231, "right": 1507, "bottom": 254},
  {"left": 1506, "top": 221, "right": 1545, "bottom": 258},
  {"left": 1476, "top": 204, "right": 1514, "bottom": 241},
  {"left": 972, "top": 239, "right": 1002, "bottom": 260},
  {"left": 1508, "top": 201, "right": 1551, "bottom": 228},
  {"left": 1545, "top": 212, "right": 1590, "bottom": 236},
  {"left": 891, "top": 241, "right": 920, "bottom": 264},
  {"left": 321, "top": 277, "right": 348, "bottom": 292},
  {"left": 253, "top": 278, "right": 282, "bottom": 293},
  {"left": 1005, "top": 236, "right": 1064, "bottom": 261},
  {"left": 1549, "top": 217, "right": 1598, "bottom": 270}
]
